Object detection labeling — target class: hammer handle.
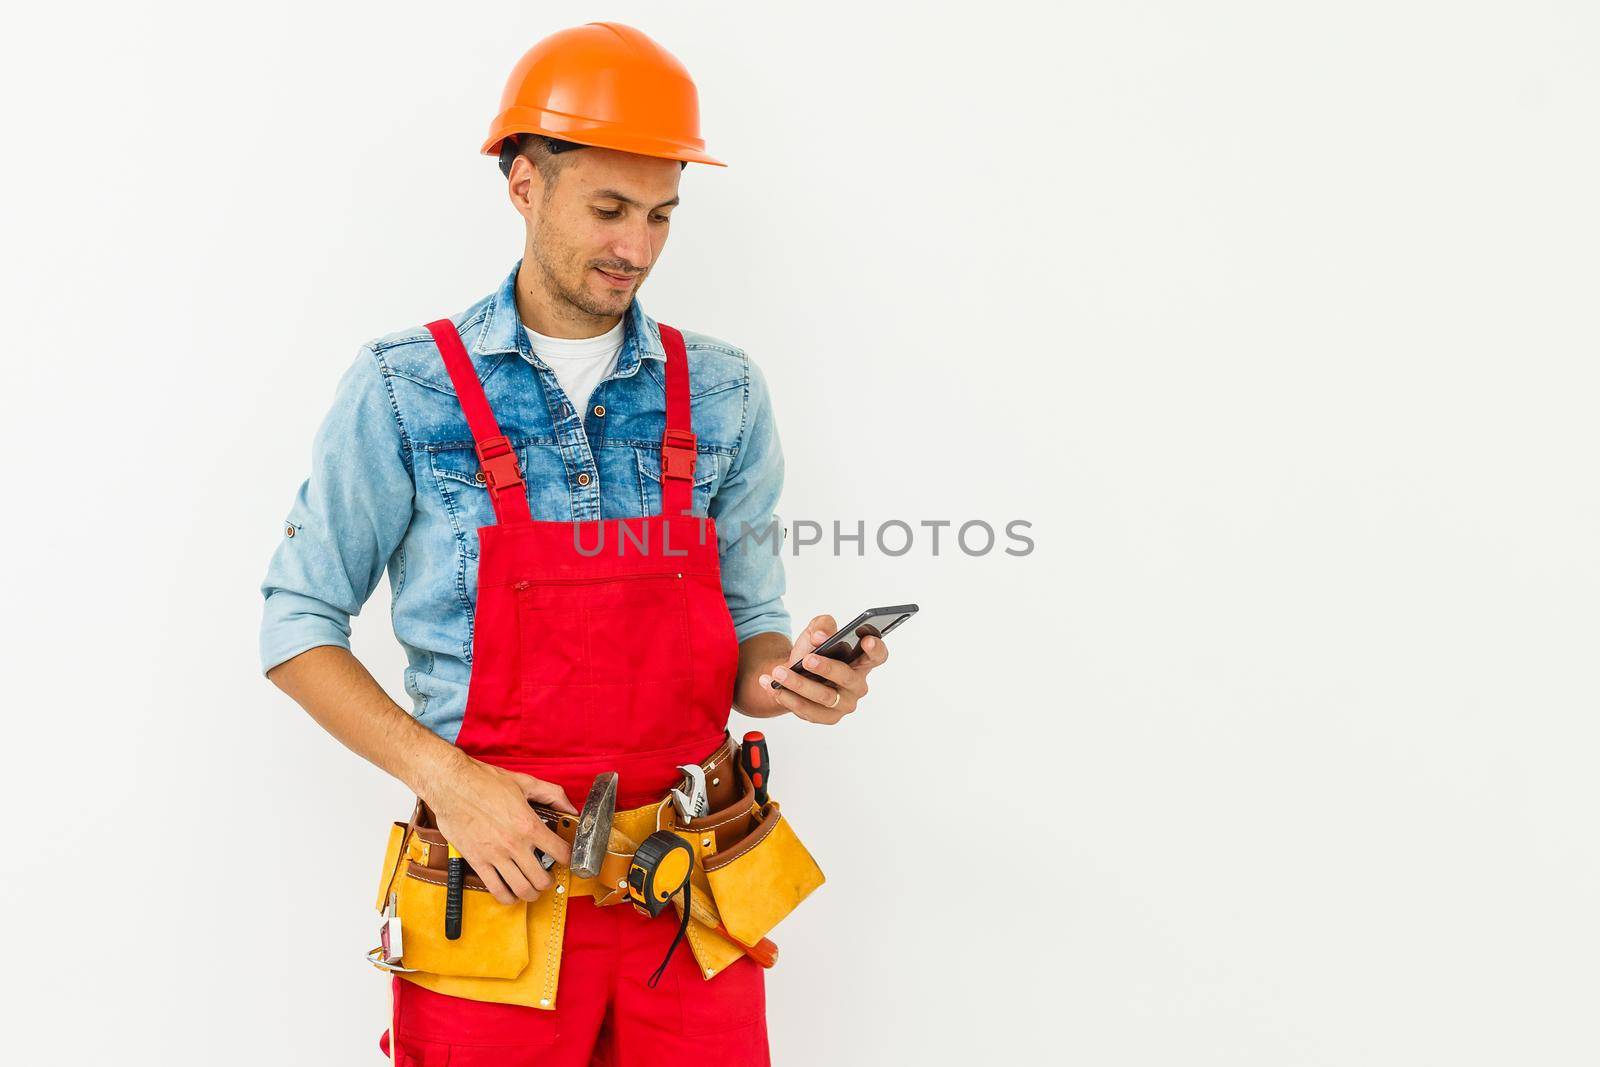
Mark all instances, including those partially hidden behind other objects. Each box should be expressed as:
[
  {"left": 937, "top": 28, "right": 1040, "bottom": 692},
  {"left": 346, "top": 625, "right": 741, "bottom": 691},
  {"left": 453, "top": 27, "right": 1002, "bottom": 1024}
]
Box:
[{"left": 673, "top": 895, "right": 780, "bottom": 968}]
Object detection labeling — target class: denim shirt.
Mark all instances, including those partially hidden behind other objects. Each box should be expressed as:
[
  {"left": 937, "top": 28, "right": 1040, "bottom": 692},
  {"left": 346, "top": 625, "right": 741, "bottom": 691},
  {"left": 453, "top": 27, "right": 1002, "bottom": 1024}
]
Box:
[{"left": 259, "top": 262, "right": 790, "bottom": 742}]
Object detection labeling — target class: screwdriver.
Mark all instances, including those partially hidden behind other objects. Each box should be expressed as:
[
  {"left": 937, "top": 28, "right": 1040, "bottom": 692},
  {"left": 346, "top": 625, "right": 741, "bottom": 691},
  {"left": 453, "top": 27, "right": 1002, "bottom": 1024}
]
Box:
[
  {"left": 445, "top": 844, "right": 465, "bottom": 940},
  {"left": 740, "top": 732, "right": 770, "bottom": 805}
]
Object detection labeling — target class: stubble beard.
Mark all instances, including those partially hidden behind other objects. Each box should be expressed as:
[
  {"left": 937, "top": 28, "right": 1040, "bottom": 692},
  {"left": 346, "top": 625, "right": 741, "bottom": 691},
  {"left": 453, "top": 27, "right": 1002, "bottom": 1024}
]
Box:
[{"left": 531, "top": 221, "right": 637, "bottom": 320}]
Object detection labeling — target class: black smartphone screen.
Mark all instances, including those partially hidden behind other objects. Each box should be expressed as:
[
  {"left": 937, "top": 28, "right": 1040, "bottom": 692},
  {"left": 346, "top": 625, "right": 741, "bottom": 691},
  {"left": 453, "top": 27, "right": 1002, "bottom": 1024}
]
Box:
[{"left": 771, "top": 604, "right": 918, "bottom": 689}]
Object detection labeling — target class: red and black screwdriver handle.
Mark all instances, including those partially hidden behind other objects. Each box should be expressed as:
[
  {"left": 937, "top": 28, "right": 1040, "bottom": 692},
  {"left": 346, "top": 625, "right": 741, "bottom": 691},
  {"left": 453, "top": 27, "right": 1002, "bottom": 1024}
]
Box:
[{"left": 740, "top": 731, "right": 770, "bottom": 806}]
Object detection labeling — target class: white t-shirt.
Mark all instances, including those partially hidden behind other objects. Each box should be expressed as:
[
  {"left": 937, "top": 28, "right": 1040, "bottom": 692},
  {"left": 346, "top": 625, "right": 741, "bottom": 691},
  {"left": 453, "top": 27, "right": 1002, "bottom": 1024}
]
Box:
[{"left": 524, "top": 318, "right": 625, "bottom": 417}]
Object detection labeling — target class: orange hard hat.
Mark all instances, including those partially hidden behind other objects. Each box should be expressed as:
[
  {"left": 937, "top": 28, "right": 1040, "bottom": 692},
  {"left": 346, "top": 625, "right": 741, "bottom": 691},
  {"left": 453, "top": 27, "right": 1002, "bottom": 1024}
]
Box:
[{"left": 482, "top": 22, "right": 725, "bottom": 167}]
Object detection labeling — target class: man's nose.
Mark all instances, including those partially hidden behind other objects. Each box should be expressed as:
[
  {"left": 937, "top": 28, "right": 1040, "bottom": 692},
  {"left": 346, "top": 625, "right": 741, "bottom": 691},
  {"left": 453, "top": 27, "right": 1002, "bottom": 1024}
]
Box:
[{"left": 609, "top": 217, "right": 654, "bottom": 272}]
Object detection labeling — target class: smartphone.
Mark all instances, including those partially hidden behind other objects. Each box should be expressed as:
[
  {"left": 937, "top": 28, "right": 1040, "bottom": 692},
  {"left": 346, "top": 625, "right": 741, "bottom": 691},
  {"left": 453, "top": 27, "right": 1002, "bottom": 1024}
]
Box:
[{"left": 770, "top": 604, "right": 919, "bottom": 689}]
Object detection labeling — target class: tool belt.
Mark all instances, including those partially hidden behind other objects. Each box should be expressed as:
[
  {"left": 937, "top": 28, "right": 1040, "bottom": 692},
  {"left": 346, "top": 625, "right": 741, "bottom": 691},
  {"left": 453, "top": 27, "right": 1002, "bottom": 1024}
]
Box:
[{"left": 368, "top": 733, "right": 825, "bottom": 1010}]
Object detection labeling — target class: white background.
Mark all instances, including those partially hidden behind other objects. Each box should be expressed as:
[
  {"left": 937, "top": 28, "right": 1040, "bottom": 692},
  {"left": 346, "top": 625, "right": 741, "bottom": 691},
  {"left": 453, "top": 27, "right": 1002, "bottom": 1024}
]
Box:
[{"left": 2, "top": 2, "right": 1597, "bottom": 1063}]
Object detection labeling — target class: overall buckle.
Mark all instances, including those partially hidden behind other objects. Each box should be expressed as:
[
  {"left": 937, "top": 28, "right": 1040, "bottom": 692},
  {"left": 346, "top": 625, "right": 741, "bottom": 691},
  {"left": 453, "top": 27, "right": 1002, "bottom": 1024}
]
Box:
[
  {"left": 474, "top": 434, "right": 524, "bottom": 492},
  {"left": 660, "top": 428, "right": 698, "bottom": 481}
]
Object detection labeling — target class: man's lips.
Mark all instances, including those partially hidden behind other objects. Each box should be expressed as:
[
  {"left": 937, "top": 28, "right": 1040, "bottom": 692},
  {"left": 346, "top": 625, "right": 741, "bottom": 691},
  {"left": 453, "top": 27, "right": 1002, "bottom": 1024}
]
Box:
[{"left": 594, "top": 268, "right": 637, "bottom": 289}]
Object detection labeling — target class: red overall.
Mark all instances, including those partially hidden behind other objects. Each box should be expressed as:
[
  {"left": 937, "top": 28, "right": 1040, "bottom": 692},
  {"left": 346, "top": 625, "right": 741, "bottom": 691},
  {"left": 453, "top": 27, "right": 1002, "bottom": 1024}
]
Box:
[{"left": 381, "top": 318, "right": 769, "bottom": 1065}]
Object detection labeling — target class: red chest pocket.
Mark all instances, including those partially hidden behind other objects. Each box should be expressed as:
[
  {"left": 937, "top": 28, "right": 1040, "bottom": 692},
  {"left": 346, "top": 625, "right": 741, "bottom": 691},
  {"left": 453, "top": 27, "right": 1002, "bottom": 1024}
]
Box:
[{"left": 515, "top": 568, "right": 694, "bottom": 754}]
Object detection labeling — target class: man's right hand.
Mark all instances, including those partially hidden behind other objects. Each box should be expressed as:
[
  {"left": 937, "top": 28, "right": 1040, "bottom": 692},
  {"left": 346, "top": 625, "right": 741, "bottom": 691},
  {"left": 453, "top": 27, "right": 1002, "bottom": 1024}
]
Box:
[{"left": 422, "top": 752, "right": 577, "bottom": 906}]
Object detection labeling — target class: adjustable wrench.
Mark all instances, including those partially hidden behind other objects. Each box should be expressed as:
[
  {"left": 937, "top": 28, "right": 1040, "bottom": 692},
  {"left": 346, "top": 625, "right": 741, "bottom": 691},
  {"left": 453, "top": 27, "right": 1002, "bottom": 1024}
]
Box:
[{"left": 669, "top": 763, "right": 708, "bottom": 821}]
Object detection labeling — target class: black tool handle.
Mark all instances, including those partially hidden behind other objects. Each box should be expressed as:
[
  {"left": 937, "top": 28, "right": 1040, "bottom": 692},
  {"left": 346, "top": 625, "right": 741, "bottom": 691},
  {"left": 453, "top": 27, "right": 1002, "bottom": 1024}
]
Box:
[
  {"left": 741, "top": 731, "right": 770, "bottom": 805},
  {"left": 445, "top": 856, "right": 464, "bottom": 940}
]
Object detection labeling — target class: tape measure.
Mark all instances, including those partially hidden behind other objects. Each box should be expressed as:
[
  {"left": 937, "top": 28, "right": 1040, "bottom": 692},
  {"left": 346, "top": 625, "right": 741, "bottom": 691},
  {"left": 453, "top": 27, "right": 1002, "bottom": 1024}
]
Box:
[{"left": 627, "top": 831, "right": 693, "bottom": 918}]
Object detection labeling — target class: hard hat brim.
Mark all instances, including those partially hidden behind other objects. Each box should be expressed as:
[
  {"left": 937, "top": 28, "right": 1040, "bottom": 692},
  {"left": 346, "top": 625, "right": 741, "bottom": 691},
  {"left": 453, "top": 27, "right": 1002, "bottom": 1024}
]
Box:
[{"left": 482, "top": 107, "right": 726, "bottom": 167}]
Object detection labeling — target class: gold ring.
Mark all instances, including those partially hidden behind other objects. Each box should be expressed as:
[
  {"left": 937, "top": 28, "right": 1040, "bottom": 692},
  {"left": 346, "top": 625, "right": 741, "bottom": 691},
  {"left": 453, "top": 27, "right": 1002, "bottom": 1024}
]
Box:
[{"left": 828, "top": 690, "right": 841, "bottom": 709}]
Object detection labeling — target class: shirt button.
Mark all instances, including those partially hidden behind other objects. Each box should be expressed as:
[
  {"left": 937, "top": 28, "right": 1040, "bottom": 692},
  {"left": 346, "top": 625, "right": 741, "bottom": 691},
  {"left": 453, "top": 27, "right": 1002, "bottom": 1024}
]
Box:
[
  {"left": 593, "top": 404, "right": 606, "bottom": 418},
  {"left": 576, "top": 472, "right": 591, "bottom": 487},
  {"left": 474, "top": 472, "right": 486, "bottom": 485},
  {"left": 284, "top": 525, "right": 296, "bottom": 538}
]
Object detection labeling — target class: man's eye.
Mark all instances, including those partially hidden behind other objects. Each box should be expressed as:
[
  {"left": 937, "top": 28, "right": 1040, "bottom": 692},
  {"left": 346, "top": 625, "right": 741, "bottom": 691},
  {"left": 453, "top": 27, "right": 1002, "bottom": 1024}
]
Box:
[
  {"left": 594, "top": 208, "right": 622, "bottom": 219},
  {"left": 650, "top": 214, "right": 671, "bottom": 224}
]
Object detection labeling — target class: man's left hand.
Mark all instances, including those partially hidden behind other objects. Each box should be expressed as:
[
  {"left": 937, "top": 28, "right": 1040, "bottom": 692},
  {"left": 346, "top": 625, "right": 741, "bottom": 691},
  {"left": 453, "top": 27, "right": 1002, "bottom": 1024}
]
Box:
[{"left": 758, "top": 614, "right": 889, "bottom": 725}]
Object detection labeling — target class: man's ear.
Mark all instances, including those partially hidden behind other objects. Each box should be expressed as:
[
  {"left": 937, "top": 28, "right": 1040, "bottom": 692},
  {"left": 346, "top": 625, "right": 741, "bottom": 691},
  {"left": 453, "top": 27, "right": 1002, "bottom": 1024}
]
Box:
[{"left": 507, "top": 154, "right": 542, "bottom": 222}]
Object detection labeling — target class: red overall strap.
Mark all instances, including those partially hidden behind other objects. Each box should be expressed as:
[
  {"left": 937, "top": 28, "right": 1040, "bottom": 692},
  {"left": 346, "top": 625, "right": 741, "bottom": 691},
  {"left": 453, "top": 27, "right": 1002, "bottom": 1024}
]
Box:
[
  {"left": 657, "top": 323, "right": 696, "bottom": 517},
  {"left": 426, "top": 319, "right": 533, "bottom": 525}
]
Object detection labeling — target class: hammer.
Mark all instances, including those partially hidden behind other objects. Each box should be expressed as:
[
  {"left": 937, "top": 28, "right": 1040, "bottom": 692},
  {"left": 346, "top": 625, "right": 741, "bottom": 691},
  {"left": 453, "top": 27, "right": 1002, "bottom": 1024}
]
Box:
[{"left": 569, "top": 771, "right": 619, "bottom": 879}]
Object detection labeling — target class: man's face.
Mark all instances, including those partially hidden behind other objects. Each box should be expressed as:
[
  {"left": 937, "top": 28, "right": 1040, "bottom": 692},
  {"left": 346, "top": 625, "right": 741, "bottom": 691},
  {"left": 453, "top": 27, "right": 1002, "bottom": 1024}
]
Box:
[{"left": 520, "top": 146, "right": 683, "bottom": 319}]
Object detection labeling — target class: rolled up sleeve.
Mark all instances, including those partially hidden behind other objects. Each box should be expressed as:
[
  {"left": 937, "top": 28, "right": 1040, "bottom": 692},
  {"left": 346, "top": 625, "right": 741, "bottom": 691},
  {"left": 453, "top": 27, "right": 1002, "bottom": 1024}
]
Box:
[
  {"left": 259, "top": 345, "right": 414, "bottom": 674},
  {"left": 710, "top": 357, "right": 792, "bottom": 644}
]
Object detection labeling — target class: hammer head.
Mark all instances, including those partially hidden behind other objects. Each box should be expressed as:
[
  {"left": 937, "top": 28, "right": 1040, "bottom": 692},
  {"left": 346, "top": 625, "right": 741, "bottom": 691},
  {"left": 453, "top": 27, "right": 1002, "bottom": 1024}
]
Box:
[{"left": 570, "top": 771, "right": 618, "bottom": 879}]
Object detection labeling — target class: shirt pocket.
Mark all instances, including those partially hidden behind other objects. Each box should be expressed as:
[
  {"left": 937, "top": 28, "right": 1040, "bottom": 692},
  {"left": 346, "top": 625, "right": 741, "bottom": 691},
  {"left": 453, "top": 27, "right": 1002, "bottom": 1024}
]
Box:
[
  {"left": 430, "top": 444, "right": 571, "bottom": 553},
  {"left": 635, "top": 446, "right": 722, "bottom": 518}
]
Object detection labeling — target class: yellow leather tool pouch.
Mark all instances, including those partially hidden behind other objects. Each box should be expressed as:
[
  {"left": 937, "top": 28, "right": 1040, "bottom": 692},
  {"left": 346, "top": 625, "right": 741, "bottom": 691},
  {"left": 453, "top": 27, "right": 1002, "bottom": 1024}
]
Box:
[
  {"left": 374, "top": 819, "right": 530, "bottom": 979},
  {"left": 395, "top": 834, "right": 530, "bottom": 978},
  {"left": 369, "top": 801, "right": 602, "bottom": 1008},
  {"left": 696, "top": 796, "right": 825, "bottom": 949}
]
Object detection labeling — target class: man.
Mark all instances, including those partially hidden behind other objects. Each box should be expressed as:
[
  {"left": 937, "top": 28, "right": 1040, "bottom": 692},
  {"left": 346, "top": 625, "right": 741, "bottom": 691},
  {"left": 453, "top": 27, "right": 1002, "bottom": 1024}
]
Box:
[{"left": 259, "top": 21, "right": 891, "bottom": 1065}]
